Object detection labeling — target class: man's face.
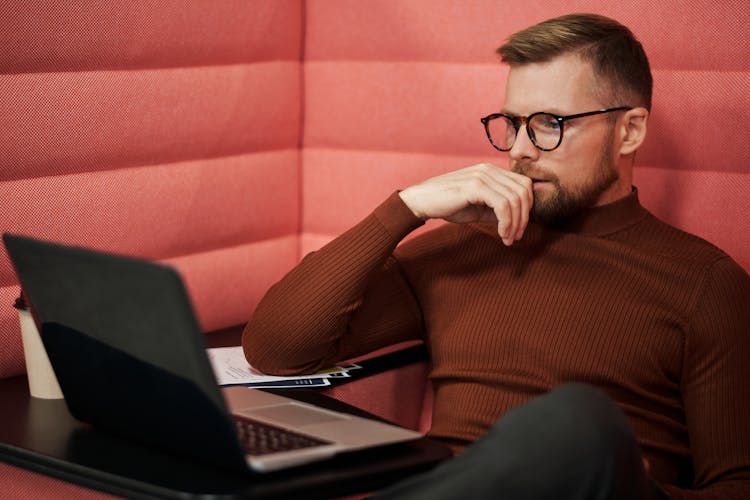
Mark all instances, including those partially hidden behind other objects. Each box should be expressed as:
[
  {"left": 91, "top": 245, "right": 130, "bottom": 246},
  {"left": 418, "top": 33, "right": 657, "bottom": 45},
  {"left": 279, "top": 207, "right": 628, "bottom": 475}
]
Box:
[{"left": 503, "top": 53, "right": 629, "bottom": 225}]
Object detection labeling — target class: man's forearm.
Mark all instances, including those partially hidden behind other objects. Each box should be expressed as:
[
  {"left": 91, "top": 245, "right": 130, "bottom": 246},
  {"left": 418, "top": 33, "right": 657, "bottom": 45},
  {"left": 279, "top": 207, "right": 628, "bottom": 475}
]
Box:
[{"left": 242, "top": 192, "right": 425, "bottom": 375}]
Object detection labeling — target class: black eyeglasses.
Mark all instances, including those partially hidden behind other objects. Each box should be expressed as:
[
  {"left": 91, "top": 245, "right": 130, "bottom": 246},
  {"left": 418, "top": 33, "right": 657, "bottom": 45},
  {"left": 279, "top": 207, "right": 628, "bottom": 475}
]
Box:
[{"left": 480, "top": 107, "right": 632, "bottom": 152}]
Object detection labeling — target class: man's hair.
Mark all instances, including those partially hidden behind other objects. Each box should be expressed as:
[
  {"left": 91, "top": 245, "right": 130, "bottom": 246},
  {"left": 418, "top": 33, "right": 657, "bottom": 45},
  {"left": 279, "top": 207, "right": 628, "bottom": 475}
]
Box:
[{"left": 497, "top": 14, "right": 653, "bottom": 111}]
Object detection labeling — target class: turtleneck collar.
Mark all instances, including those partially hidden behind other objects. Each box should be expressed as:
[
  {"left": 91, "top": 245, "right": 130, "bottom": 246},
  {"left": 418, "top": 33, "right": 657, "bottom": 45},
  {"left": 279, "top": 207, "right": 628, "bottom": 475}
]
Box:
[{"left": 549, "top": 188, "right": 648, "bottom": 236}]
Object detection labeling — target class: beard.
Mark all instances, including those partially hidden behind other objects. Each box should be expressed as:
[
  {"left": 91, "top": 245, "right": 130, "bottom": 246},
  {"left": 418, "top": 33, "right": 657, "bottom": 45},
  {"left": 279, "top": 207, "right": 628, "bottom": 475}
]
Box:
[{"left": 512, "top": 132, "right": 619, "bottom": 226}]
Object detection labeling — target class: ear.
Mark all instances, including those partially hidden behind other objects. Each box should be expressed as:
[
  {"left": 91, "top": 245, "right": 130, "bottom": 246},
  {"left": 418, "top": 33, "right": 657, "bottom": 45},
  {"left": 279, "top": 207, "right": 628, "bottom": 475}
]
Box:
[{"left": 617, "top": 107, "right": 649, "bottom": 156}]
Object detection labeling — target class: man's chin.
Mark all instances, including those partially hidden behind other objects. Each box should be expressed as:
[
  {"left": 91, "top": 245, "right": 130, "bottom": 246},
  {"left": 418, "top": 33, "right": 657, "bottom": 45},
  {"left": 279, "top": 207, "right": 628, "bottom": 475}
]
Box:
[{"left": 530, "top": 192, "right": 579, "bottom": 226}]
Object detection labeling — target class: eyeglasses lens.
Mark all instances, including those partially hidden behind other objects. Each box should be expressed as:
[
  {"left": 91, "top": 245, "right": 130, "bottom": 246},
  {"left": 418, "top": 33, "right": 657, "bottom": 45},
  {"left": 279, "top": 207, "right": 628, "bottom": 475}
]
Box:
[
  {"left": 486, "top": 113, "right": 562, "bottom": 151},
  {"left": 486, "top": 116, "right": 516, "bottom": 151},
  {"left": 529, "top": 113, "right": 561, "bottom": 150}
]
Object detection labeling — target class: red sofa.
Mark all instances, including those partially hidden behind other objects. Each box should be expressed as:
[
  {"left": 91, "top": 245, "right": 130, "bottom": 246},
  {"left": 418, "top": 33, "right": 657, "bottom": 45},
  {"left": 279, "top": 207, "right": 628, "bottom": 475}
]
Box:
[{"left": 1, "top": 1, "right": 748, "bottom": 497}]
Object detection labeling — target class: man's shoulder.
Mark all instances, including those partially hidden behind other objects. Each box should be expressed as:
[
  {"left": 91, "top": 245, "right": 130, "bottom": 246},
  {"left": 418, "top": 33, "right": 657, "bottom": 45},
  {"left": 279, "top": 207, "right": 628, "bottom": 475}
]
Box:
[{"left": 630, "top": 211, "right": 738, "bottom": 267}]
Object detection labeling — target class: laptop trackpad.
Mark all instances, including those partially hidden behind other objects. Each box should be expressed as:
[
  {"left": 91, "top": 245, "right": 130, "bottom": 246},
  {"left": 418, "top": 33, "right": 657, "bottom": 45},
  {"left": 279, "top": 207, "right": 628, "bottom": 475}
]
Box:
[{"left": 240, "top": 403, "right": 349, "bottom": 427}]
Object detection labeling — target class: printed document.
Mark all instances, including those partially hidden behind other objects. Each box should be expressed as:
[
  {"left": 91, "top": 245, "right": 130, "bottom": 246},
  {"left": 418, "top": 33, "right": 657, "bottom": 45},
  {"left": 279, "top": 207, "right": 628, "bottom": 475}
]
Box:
[{"left": 207, "top": 346, "right": 359, "bottom": 388}]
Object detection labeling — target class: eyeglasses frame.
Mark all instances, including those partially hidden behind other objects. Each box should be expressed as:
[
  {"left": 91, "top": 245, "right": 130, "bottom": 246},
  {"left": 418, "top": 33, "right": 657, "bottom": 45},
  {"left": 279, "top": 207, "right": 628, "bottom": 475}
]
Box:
[{"left": 480, "top": 106, "right": 633, "bottom": 152}]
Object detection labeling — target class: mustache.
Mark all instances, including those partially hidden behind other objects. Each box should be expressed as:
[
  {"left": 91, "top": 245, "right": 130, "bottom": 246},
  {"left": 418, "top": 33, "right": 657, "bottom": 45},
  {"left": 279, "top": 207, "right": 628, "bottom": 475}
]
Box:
[{"left": 511, "top": 162, "right": 559, "bottom": 184}]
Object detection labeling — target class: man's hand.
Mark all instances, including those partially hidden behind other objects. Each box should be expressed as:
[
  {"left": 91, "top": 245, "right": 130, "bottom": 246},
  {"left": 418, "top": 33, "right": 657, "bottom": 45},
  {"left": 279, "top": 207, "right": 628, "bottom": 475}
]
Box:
[{"left": 398, "top": 163, "right": 533, "bottom": 246}]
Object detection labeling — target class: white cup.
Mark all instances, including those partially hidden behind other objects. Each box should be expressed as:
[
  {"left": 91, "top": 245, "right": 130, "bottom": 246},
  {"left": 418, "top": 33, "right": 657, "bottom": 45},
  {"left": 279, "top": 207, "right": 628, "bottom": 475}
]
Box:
[{"left": 14, "top": 294, "right": 64, "bottom": 399}]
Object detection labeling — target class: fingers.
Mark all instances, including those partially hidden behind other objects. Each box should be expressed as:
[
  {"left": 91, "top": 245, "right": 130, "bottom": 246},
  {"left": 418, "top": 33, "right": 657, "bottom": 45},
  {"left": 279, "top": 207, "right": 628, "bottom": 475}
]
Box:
[
  {"left": 464, "top": 164, "right": 533, "bottom": 245},
  {"left": 478, "top": 168, "right": 533, "bottom": 244},
  {"left": 400, "top": 163, "right": 533, "bottom": 245}
]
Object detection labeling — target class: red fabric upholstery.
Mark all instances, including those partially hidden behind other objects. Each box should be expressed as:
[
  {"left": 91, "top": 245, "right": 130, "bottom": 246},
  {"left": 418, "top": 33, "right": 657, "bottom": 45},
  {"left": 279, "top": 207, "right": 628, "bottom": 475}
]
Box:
[
  {"left": 1, "top": 0, "right": 748, "bottom": 497},
  {"left": 0, "top": 462, "right": 118, "bottom": 500}
]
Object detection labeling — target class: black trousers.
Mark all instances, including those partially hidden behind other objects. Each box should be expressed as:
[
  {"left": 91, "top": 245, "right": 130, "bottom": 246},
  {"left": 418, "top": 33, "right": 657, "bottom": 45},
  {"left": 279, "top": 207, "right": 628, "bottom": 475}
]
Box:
[{"left": 374, "top": 383, "right": 670, "bottom": 500}]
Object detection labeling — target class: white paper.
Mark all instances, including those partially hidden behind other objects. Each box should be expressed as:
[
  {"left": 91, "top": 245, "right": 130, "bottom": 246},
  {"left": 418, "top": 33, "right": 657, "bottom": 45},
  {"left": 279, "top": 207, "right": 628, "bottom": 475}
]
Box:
[{"left": 206, "top": 346, "right": 355, "bottom": 387}]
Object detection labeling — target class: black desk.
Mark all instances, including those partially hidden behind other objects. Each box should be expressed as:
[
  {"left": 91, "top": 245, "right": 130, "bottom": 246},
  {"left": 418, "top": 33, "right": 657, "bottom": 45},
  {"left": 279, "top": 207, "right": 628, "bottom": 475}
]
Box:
[{"left": 0, "top": 330, "right": 450, "bottom": 499}]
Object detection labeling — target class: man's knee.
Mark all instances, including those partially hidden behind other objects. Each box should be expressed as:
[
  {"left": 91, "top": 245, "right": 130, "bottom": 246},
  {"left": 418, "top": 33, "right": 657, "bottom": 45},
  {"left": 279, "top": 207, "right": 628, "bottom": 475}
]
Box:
[
  {"left": 542, "top": 383, "right": 637, "bottom": 454},
  {"left": 376, "top": 383, "right": 649, "bottom": 500},
  {"left": 489, "top": 383, "right": 639, "bottom": 464}
]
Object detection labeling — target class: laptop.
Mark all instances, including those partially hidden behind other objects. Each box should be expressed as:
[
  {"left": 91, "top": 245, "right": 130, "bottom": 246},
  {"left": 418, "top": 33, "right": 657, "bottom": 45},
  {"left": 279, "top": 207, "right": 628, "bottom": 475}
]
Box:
[{"left": 3, "top": 233, "right": 422, "bottom": 474}]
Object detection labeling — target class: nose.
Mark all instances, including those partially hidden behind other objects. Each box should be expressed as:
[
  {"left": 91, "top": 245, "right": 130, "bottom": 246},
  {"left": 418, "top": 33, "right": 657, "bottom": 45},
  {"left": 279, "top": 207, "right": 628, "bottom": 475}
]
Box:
[{"left": 508, "top": 123, "right": 540, "bottom": 162}]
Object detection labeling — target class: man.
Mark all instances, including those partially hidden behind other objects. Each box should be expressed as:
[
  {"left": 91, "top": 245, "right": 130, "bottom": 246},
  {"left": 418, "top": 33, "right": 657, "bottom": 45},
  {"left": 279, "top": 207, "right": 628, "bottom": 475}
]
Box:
[{"left": 243, "top": 14, "right": 750, "bottom": 499}]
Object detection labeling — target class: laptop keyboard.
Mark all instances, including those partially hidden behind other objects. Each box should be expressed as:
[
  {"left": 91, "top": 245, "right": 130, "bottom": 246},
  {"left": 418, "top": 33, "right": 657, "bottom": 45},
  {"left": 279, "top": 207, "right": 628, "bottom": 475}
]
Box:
[{"left": 234, "top": 414, "right": 333, "bottom": 455}]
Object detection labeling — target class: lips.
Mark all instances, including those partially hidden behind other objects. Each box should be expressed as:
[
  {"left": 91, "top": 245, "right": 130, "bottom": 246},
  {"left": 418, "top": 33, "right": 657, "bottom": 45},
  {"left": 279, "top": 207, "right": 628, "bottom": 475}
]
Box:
[
  {"left": 528, "top": 175, "right": 556, "bottom": 192},
  {"left": 512, "top": 163, "right": 556, "bottom": 186},
  {"left": 531, "top": 177, "right": 551, "bottom": 185}
]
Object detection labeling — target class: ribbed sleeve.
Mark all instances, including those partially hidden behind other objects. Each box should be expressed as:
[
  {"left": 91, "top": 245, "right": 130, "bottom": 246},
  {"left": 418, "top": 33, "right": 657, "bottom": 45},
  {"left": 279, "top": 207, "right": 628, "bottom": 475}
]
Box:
[
  {"left": 664, "top": 256, "right": 750, "bottom": 499},
  {"left": 243, "top": 192, "right": 424, "bottom": 374}
]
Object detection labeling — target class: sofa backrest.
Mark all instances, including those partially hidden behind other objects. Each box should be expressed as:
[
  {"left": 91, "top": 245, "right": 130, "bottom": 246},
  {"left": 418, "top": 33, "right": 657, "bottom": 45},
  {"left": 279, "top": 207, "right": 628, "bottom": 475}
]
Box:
[{"left": 0, "top": 0, "right": 303, "bottom": 379}]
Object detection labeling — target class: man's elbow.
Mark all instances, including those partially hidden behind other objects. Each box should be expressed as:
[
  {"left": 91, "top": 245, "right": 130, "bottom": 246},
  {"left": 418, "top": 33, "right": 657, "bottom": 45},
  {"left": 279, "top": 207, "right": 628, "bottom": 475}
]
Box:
[{"left": 241, "top": 325, "right": 327, "bottom": 376}]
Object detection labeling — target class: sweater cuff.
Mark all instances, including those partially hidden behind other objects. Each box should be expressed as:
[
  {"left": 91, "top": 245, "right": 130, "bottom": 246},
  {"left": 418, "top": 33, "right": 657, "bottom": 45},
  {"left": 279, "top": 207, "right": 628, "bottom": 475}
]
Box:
[{"left": 372, "top": 191, "right": 426, "bottom": 242}]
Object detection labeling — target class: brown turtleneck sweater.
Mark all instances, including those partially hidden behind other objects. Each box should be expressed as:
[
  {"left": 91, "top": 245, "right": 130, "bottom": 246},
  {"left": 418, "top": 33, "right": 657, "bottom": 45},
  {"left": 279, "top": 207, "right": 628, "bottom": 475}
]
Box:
[{"left": 243, "top": 190, "right": 750, "bottom": 499}]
